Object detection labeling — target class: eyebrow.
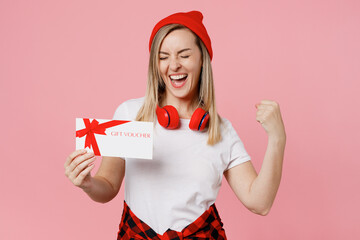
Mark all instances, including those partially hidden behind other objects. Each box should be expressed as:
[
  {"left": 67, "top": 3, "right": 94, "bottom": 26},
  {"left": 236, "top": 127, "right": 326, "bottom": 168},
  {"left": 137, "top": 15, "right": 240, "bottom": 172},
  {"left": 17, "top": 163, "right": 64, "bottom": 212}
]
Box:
[{"left": 159, "top": 48, "right": 191, "bottom": 55}]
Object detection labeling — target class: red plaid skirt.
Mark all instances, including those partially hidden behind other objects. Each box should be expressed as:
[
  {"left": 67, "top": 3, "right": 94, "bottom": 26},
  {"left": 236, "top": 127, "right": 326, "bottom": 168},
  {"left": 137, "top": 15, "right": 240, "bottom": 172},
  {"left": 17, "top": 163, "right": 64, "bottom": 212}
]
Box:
[{"left": 117, "top": 201, "right": 227, "bottom": 240}]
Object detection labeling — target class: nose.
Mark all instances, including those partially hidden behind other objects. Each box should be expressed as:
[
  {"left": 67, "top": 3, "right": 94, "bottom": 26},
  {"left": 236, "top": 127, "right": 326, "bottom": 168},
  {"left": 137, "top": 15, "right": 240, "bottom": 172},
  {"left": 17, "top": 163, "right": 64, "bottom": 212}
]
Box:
[{"left": 169, "top": 57, "right": 181, "bottom": 71}]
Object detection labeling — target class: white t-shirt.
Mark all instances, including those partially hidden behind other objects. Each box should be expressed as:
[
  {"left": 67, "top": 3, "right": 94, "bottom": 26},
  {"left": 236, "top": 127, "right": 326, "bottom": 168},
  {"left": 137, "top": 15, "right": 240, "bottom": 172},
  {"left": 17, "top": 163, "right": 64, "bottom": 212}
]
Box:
[{"left": 113, "top": 97, "right": 251, "bottom": 235}]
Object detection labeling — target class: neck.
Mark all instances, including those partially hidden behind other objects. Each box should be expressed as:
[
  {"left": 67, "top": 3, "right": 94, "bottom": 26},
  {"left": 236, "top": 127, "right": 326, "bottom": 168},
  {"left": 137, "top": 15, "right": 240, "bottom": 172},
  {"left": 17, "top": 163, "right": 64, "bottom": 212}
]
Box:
[{"left": 161, "top": 93, "right": 200, "bottom": 119}]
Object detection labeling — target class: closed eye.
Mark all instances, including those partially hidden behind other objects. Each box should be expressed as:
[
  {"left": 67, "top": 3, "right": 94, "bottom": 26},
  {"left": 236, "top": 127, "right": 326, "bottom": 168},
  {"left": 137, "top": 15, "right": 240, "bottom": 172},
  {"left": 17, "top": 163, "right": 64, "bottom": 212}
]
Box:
[{"left": 159, "top": 56, "right": 189, "bottom": 60}]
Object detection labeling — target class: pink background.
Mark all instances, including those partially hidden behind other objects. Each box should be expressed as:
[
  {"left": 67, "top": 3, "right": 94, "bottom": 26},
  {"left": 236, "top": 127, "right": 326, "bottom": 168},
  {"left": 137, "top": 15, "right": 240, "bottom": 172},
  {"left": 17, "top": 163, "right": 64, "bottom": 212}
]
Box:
[{"left": 1, "top": 0, "right": 359, "bottom": 239}]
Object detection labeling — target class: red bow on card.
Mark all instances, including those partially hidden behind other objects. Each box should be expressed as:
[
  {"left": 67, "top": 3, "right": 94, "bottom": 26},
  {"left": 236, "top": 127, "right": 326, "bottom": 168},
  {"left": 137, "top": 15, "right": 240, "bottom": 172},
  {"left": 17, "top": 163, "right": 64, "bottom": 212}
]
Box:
[{"left": 76, "top": 118, "right": 129, "bottom": 156}]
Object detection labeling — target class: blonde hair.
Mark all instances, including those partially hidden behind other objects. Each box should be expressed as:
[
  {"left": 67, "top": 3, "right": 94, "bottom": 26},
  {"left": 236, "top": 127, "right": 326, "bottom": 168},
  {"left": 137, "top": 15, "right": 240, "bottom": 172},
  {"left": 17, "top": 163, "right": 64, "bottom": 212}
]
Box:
[{"left": 136, "top": 24, "right": 222, "bottom": 145}]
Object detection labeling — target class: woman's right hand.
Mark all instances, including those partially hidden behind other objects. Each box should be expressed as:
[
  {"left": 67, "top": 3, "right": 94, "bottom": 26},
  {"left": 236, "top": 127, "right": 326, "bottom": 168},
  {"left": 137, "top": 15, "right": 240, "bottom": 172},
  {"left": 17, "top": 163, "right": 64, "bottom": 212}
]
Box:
[{"left": 64, "top": 149, "right": 96, "bottom": 191}]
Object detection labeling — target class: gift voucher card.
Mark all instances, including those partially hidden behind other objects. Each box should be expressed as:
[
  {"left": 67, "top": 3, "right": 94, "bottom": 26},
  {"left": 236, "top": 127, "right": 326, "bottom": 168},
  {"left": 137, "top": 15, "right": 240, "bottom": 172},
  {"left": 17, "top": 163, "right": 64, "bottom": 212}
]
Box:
[{"left": 76, "top": 118, "right": 153, "bottom": 159}]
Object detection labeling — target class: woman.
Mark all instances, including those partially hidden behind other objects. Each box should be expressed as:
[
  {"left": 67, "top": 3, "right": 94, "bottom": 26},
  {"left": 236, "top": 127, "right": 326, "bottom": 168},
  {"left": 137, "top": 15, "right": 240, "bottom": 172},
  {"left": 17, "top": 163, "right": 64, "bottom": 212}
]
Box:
[{"left": 65, "top": 11, "right": 286, "bottom": 239}]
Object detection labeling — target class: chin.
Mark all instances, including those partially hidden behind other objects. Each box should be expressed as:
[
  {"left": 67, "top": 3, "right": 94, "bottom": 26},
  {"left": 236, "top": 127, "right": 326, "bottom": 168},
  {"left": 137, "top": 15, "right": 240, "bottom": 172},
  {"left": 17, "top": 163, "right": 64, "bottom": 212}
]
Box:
[
  {"left": 171, "top": 91, "right": 196, "bottom": 101},
  {"left": 165, "top": 79, "right": 197, "bottom": 101}
]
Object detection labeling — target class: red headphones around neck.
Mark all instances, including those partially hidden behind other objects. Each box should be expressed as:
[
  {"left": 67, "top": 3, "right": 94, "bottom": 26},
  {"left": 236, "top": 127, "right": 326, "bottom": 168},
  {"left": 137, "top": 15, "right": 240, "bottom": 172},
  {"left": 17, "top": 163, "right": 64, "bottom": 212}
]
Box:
[{"left": 156, "top": 105, "right": 209, "bottom": 131}]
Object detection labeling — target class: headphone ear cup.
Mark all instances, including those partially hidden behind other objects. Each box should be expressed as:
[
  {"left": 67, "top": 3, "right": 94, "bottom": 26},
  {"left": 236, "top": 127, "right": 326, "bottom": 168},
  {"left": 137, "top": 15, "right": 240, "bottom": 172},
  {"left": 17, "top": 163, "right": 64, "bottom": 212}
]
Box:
[
  {"left": 189, "top": 108, "right": 209, "bottom": 131},
  {"left": 163, "top": 105, "right": 179, "bottom": 129},
  {"left": 156, "top": 105, "right": 179, "bottom": 129},
  {"left": 156, "top": 106, "right": 170, "bottom": 128}
]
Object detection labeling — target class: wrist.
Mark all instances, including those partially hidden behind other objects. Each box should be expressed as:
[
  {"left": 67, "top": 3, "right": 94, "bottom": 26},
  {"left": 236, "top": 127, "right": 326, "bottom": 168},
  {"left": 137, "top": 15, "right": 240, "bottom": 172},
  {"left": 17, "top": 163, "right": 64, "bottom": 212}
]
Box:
[{"left": 268, "top": 132, "right": 286, "bottom": 143}]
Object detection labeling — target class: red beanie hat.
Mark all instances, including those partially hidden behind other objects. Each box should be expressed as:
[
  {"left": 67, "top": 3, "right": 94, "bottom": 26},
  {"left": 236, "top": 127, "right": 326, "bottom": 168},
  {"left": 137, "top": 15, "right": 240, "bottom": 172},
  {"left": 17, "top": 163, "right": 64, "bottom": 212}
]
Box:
[{"left": 149, "top": 10, "right": 213, "bottom": 60}]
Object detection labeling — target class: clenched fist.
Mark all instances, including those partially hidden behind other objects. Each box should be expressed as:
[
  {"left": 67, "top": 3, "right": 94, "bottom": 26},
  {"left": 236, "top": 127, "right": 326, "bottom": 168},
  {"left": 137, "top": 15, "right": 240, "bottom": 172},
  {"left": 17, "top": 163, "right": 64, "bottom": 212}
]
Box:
[{"left": 255, "top": 100, "right": 286, "bottom": 139}]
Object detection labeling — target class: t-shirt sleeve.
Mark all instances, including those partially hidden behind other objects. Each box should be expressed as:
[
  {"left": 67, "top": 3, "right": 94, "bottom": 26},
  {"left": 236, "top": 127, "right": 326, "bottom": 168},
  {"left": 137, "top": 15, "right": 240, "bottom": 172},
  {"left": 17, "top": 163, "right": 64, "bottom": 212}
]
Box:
[
  {"left": 225, "top": 120, "right": 251, "bottom": 171},
  {"left": 112, "top": 97, "right": 144, "bottom": 121},
  {"left": 113, "top": 101, "right": 130, "bottom": 120}
]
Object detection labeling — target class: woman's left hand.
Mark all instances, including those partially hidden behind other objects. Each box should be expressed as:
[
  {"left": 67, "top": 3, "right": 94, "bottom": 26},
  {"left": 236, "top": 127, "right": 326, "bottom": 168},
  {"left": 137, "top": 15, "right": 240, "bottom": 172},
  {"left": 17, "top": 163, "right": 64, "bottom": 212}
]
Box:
[{"left": 255, "top": 100, "right": 286, "bottom": 139}]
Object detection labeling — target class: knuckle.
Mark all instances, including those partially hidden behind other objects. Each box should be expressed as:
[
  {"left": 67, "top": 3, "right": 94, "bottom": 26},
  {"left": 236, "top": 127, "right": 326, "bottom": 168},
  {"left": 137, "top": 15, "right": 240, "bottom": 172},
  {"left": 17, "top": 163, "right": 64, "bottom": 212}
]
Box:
[
  {"left": 73, "top": 180, "right": 81, "bottom": 187},
  {"left": 70, "top": 178, "right": 76, "bottom": 185},
  {"left": 67, "top": 155, "right": 73, "bottom": 162},
  {"left": 69, "top": 161, "right": 77, "bottom": 169},
  {"left": 79, "top": 171, "right": 87, "bottom": 178},
  {"left": 68, "top": 174, "right": 74, "bottom": 181},
  {"left": 72, "top": 170, "right": 79, "bottom": 178},
  {"left": 74, "top": 165, "right": 80, "bottom": 172}
]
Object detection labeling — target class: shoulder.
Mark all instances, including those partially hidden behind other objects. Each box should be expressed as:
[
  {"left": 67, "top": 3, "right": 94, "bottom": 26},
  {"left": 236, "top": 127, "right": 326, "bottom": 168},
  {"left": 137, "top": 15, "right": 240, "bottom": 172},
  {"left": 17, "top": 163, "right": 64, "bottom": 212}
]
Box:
[
  {"left": 218, "top": 117, "right": 244, "bottom": 143},
  {"left": 119, "top": 97, "right": 145, "bottom": 110},
  {"left": 219, "top": 117, "right": 251, "bottom": 165},
  {"left": 219, "top": 117, "right": 235, "bottom": 134},
  {"left": 113, "top": 97, "right": 145, "bottom": 120}
]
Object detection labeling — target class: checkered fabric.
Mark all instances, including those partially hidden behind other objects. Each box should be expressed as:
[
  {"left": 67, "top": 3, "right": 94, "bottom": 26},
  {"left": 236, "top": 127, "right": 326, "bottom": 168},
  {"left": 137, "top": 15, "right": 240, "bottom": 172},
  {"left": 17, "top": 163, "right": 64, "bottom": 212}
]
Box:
[{"left": 117, "top": 200, "right": 227, "bottom": 240}]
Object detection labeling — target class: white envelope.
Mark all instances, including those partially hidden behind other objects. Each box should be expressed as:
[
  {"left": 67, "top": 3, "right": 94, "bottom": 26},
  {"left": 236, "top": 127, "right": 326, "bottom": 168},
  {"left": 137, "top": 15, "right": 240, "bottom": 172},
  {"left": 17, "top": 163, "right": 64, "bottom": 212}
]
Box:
[{"left": 76, "top": 118, "right": 153, "bottom": 159}]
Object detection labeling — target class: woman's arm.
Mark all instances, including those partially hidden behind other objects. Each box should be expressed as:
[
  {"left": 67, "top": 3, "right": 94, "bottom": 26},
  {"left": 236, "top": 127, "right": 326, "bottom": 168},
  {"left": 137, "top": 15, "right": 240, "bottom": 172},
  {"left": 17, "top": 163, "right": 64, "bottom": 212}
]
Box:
[
  {"left": 224, "top": 100, "right": 286, "bottom": 215},
  {"left": 65, "top": 150, "right": 125, "bottom": 203},
  {"left": 83, "top": 156, "right": 125, "bottom": 203}
]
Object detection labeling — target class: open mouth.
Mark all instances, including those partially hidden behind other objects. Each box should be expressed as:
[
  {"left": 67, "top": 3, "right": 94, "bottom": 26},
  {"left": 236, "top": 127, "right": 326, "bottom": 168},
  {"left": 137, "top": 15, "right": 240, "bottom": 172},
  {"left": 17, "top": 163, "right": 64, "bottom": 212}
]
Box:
[{"left": 169, "top": 74, "right": 188, "bottom": 88}]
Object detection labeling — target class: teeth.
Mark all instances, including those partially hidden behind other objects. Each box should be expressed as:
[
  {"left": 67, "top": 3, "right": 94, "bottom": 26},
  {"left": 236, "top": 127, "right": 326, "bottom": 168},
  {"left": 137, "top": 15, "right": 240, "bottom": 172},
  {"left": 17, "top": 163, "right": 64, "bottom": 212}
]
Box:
[{"left": 170, "top": 74, "right": 187, "bottom": 80}]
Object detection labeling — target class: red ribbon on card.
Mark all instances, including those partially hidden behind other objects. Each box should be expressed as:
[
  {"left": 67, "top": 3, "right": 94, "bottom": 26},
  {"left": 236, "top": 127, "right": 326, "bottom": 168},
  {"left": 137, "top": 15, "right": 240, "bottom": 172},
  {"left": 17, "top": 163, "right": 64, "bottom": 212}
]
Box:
[{"left": 76, "top": 118, "right": 129, "bottom": 156}]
